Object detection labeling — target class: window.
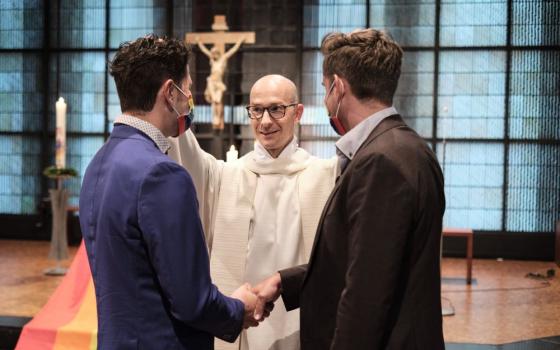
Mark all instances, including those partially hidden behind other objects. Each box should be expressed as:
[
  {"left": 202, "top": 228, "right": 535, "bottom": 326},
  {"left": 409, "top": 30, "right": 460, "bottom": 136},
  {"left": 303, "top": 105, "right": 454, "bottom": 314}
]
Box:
[
  {"left": 302, "top": 0, "right": 560, "bottom": 233},
  {"left": 0, "top": 1, "right": 191, "bottom": 212},
  {"left": 1, "top": 1, "right": 558, "bottom": 234}
]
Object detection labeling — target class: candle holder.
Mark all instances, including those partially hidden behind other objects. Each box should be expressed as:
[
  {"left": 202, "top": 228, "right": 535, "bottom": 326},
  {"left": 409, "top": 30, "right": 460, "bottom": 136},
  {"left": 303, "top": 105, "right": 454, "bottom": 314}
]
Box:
[{"left": 43, "top": 166, "right": 78, "bottom": 276}]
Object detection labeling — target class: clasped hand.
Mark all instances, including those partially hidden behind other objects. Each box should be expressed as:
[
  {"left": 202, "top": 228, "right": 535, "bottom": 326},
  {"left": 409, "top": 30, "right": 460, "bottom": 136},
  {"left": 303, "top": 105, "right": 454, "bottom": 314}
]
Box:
[{"left": 230, "top": 272, "right": 282, "bottom": 329}]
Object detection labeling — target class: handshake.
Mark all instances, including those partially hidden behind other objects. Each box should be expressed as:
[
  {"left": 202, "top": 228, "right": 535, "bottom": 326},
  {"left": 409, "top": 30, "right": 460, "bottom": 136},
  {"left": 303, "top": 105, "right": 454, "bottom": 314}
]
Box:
[{"left": 230, "top": 273, "right": 282, "bottom": 329}]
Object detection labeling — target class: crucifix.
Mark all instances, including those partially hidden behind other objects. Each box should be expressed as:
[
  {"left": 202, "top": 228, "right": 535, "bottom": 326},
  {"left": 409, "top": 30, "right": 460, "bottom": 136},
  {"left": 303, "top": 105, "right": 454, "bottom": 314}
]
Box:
[{"left": 186, "top": 15, "right": 255, "bottom": 130}]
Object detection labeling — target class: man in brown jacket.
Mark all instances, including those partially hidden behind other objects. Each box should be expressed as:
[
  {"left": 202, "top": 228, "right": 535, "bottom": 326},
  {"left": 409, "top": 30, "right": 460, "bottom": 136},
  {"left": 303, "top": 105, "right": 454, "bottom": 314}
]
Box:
[{"left": 253, "top": 29, "right": 446, "bottom": 350}]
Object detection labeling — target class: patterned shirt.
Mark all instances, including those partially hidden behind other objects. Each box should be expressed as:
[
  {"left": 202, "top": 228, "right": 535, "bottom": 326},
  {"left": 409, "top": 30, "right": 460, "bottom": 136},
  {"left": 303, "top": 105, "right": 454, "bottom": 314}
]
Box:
[{"left": 114, "top": 114, "right": 170, "bottom": 154}]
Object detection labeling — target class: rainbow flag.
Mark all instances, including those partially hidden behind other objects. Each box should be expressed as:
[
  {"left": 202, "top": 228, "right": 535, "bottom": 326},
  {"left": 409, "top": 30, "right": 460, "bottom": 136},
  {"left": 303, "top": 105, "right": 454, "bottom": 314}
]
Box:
[{"left": 16, "top": 242, "right": 98, "bottom": 350}]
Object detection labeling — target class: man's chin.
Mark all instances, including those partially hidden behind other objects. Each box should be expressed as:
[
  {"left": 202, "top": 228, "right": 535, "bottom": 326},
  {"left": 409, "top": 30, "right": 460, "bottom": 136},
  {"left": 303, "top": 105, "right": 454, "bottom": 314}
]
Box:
[
  {"left": 257, "top": 138, "right": 279, "bottom": 149},
  {"left": 259, "top": 140, "right": 277, "bottom": 149}
]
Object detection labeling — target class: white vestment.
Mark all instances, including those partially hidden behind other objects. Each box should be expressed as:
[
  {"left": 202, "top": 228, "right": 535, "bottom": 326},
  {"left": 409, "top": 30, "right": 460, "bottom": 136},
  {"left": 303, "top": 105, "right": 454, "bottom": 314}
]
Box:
[{"left": 168, "top": 130, "right": 337, "bottom": 350}]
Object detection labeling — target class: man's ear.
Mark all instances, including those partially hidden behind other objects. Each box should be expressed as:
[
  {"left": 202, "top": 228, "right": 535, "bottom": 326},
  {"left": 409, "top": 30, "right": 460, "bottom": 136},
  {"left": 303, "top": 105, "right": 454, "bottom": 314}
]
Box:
[
  {"left": 158, "top": 79, "right": 176, "bottom": 112},
  {"left": 162, "top": 79, "right": 175, "bottom": 102},
  {"left": 294, "top": 103, "right": 304, "bottom": 123},
  {"left": 333, "top": 74, "right": 345, "bottom": 98}
]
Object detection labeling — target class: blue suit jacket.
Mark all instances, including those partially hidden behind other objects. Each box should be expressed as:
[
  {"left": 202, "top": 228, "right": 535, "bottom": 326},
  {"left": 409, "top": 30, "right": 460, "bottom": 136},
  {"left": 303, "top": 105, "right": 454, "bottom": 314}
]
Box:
[{"left": 79, "top": 124, "right": 243, "bottom": 349}]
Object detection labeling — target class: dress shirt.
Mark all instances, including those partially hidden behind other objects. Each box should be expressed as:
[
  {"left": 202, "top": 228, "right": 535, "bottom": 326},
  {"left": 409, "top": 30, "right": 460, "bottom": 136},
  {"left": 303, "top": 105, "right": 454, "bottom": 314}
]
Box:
[
  {"left": 115, "top": 114, "right": 171, "bottom": 154},
  {"left": 335, "top": 106, "right": 398, "bottom": 174}
]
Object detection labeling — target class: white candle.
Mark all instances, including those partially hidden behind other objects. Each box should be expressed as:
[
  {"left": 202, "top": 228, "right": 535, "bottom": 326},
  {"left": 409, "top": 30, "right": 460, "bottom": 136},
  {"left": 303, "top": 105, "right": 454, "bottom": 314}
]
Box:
[
  {"left": 226, "top": 145, "right": 238, "bottom": 163},
  {"left": 55, "top": 97, "right": 67, "bottom": 169}
]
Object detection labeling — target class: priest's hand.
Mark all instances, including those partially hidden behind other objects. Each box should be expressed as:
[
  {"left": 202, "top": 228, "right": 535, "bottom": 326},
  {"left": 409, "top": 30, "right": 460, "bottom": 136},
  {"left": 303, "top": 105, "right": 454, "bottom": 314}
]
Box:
[
  {"left": 231, "top": 283, "right": 259, "bottom": 329},
  {"left": 252, "top": 272, "right": 282, "bottom": 321}
]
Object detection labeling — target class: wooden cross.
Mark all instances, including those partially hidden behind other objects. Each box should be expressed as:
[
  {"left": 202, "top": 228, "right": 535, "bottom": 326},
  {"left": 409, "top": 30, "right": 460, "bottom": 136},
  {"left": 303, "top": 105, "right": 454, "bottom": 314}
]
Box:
[{"left": 185, "top": 15, "right": 255, "bottom": 55}]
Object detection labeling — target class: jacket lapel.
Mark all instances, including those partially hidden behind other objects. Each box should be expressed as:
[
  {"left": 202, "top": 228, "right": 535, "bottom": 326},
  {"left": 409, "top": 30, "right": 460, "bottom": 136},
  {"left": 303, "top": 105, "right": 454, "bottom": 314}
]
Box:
[
  {"left": 353, "top": 114, "right": 407, "bottom": 157},
  {"left": 302, "top": 115, "right": 408, "bottom": 285}
]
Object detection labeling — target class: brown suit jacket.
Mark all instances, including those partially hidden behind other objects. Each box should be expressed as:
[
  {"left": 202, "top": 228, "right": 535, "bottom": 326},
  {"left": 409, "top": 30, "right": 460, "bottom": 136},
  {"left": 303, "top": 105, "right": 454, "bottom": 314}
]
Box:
[{"left": 280, "top": 115, "right": 445, "bottom": 350}]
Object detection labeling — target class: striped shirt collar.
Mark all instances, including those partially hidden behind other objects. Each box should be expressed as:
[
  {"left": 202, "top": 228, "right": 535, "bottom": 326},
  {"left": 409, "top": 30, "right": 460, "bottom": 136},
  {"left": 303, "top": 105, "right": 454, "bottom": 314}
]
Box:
[{"left": 114, "top": 114, "right": 170, "bottom": 154}]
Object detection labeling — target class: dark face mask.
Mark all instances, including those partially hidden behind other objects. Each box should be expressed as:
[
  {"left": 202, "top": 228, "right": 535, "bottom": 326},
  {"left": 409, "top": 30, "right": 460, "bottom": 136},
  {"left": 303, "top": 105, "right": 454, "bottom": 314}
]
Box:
[{"left": 329, "top": 117, "right": 346, "bottom": 136}]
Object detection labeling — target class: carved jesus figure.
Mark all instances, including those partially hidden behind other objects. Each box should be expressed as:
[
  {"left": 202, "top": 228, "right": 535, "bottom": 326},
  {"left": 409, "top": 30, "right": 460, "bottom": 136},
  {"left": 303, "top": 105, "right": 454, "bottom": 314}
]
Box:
[{"left": 197, "top": 36, "right": 245, "bottom": 130}]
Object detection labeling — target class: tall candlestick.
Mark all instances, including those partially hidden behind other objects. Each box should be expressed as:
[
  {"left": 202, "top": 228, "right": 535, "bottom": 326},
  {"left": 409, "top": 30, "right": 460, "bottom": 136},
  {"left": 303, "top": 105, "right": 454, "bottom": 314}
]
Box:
[
  {"left": 55, "top": 97, "right": 67, "bottom": 169},
  {"left": 226, "top": 144, "right": 238, "bottom": 163}
]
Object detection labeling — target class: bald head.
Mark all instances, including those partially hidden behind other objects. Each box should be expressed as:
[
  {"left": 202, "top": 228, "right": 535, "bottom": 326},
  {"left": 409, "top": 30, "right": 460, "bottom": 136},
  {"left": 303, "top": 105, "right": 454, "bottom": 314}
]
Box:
[
  {"left": 248, "top": 74, "right": 304, "bottom": 158},
  {"left": 250, "top": 74, "right": 298, "bottom": 104}
]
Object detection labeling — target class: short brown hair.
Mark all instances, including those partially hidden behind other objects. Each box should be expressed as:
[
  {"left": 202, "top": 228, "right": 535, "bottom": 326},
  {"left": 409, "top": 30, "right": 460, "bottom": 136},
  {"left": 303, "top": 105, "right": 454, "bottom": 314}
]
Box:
[
  {"left": 109, "top": 34, "right": 191, "bottom": 112},
  {"left": 321, "top": 29, "right": 403, "bottom": 105}
]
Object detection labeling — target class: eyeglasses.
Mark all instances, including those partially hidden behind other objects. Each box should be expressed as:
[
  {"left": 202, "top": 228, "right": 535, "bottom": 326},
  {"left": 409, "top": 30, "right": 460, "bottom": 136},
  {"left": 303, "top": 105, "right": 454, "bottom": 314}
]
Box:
[{"left": 246, "top": 103, "right": 297, "bottom": 120}]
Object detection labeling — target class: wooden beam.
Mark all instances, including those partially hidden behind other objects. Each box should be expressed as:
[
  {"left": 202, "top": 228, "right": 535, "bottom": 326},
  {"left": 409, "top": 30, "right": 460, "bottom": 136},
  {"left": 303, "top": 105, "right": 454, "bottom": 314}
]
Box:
[
  {"left": 186, "top": 32, "right": 255, "bottom": 44},
  {"left": 185, "top": 32, "right": 255, "bottom": 54}
]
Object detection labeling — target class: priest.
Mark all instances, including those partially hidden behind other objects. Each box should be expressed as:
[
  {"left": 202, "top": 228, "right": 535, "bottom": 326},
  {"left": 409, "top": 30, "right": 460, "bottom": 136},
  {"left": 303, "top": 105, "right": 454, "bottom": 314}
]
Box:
[{"left": 168, "top": 74, "right": 338, "bottom": 350}]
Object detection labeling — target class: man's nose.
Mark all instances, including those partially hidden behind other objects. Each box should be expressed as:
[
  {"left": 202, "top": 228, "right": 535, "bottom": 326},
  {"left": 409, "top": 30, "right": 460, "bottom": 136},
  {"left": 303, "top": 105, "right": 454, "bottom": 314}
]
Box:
[{"left": 260, "top": 110, "right": 274, "bottom": 124}]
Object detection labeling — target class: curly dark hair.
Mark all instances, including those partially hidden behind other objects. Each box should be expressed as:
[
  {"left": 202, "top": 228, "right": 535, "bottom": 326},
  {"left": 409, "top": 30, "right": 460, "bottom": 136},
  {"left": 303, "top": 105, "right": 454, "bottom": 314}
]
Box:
[
  {"left": 109, "top": 34, "right": 191, "bottom": 113},
  {"left": 321, "top": 29, "right": 403, "bottom": 105}
]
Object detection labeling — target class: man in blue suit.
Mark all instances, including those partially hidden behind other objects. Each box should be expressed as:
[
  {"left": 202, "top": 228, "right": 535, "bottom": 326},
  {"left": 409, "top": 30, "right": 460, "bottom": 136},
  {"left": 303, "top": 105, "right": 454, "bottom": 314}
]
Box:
[{"left": 79, "top": 35, "right": 260, "bottom": 349}]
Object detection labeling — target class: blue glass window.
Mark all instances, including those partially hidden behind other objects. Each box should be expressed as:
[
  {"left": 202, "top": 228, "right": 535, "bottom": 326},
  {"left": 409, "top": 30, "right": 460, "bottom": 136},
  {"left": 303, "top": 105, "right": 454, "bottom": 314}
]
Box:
[
  {"left": 0, "top": 136, "right": 41, "bottom": 214},
  {"left": 440, "top": 0, "right": 507, "bottom": 47},
  {"left": 107, "top": 52, "right": 119, "bottom": 132},
  {"left": 0, "top": 1, "right": 43, "bottom": 49},
  {"left": 395, "top": 52, "right": 434, "bottom": 138},
  {"left": 437, "top": 142, "right": 504, "bottom": 230},
  {"left": 438, "top": 51, "right": 506, "bottom": 139},
  {"left": 512, "top": 0, "right": 560, "bottom": 46},
  {"left": 509, "top": 51, "right": 560, "bottom": 140},
  {"left": 51, "top": 0, "right": 106, "bottom": 48},
  {"left": 301, "top": 51, "right": 324, "bottom": 107},
  {"left": 300, "top": 52, "right": 338, "bottom": 141},
  {"left": 303, "top": 0, "right": 367, "bottom": 48},
  {"left": 66, "top": 136, "right": 105, "bottom": 206},
  {"left": 51, "top": 53, "right": 106, "bottom": 133},
  {"left": 0, "top": 1, "right": 558, "bottom": 233},
  {"left": 370, "top": 0, "right": 435, "bottom": 47},
  {"left": 507, "top": 144, "right": 560, "bottom": 232},
  {"left": 0, "top": 54, "right": 43, "bottom": 132},
  {"left": 109, "top": 0, "right": 166, "bottom": 48}
]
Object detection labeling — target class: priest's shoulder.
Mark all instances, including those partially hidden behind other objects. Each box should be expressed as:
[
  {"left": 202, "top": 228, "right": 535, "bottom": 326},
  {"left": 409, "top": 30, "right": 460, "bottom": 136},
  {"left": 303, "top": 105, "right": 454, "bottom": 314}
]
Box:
[{"left": 308, "top": 154, "right": 338, "bottom": 170}]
